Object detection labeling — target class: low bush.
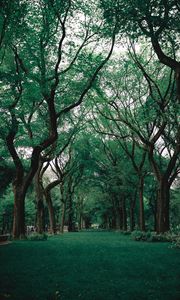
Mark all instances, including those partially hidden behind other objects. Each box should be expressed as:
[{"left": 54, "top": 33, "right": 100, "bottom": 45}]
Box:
[
  {"left": 150, "top": 233, "right": 169, "bottom": 242},
  {"left": 27, "top": 232, "right": 48, "bottom": 241},
  {"left": 172, "top": 237, "right": 180, "bottom": 249},
  {"left": 131, "top": 230, "right": 151, "bottom": 241},
  {"left": 131, "top": 230, "right": 180, "bottom": 243}
]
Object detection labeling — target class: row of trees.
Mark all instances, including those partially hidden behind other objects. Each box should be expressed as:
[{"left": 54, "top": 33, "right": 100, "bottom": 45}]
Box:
[
  {"left": 0, "top": 0, "right": 179, "bottom": 238},
  {"left": 1, "top": 131, "right": 179, "bottom": 234}
]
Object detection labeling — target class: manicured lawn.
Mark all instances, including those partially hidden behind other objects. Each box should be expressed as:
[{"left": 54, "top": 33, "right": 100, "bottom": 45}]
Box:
[{"left": 0, "top": 232, "right": 179, "bottom": 300}]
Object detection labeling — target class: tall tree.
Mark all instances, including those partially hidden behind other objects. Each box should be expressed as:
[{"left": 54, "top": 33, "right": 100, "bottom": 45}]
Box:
[
  {"left": 92, "top": 48, "right": 179, "bottom": 232},
  {"left": 0, "top": 0, "right": 116, "bottom": 238}
]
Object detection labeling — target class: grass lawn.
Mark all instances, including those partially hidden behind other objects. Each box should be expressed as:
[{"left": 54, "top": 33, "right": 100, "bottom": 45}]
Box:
[{"left": 0, "top": 231, "right": 180, "bottom": 300}]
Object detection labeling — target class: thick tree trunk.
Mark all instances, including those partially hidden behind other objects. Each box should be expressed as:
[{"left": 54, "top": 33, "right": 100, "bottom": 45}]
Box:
[
  {"left": 176, "top": 68, "right": 180, "bottom": 103},
  {"left": 13, "top": 185, "right": 26, "bottom": 238},
  {"left": 68, "top": 214, "right": 74, "bottom": 231},
  {"left": 36, "top": 198, "right": 45, "bottom": 234},
  {"left": 150, "top": 191, "right": 157, "bottom": 232},
  {"left": 156, "top": 179, "right": 170, "bottom": 233},
  {"left": 78, "top": 214, "right": 82, "bottom": 230},
  {"left": 60, "top": 202, "right": 66, "bottom": 233},
  {"left": 139, "top": 176, "right": 145, "bottom": 231},
  {"left": 45, "top": 191, "right": 56, "bottom": 234},
  {"left": 148, "top": 146, "right": 172, "bottom": 233},
  {"left": 34, "top": 168, "right": 45, "bottom": 234},
  {"left": 67, "top": 195, "right": 75, "bottom": 232}
]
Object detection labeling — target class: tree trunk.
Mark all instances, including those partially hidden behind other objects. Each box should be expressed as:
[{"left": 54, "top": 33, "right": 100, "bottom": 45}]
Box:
[
  {"left": 36, "top": 198, "right": 45, "bottom": 234},
  {"left": 149, "top": 191, "right": 157, "bottom": 232},
  {"left": 154, "top": 191, "right": 158, "bottom": 232},
  {"left": 45, "top": 191, "right": 56, "bottom": 234},
  {"left": 34, "top": 167, "right": 45, "bottom": 234},
  {"left": 60, "top": 202, "right": 66, "bottom": 233},
  {"left": 118, "top": 202, "right": 123, "bottom": 230},
  {"left": 139, "top": 176, "right": 145, "bottom": 231},
  {"left": 13, "top": 185, "right": 25, "bottom": 238},
  {"left": 67, "top": 195, "right": 75, "bottom": 232},
  {"left": 76, "top": 197, "right": 83, "bottom": 230},
  {"left": 122, "top": 197, "right": 127, "bottom": 231},
  {"left": 111, "top": 210, "right": 117, "bottom": 229},
  {"left": 129, "top": 206, "right": 135, "bottom": 232},
  {"left": 111, "top": 196, "right": 118, "bottom": 229},
  {"left": 78, "top": 214, "right": 82, "bottom": 230},
  {"left": 176, "top": 67, "right": 180, "bottom": 103},
  {"left": 156, "top": 179, "right": 170, "bottom": 233},
  {"left": 130, "top": 197, "right": 136, "bottom": 231}
]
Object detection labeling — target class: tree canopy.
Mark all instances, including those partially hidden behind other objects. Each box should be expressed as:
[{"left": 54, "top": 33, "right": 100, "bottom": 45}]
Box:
[{"left": 0, "top": 0, "right": 179, "bottom": 238}]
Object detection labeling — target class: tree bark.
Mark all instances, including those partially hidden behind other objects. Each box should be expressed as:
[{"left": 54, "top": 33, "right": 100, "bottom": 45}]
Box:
[
  {"left": 139, "top": 176, "right": 145, "bottom": 231},
  {"left": 34, "top": 163, "right": 45, "bottom": 234},
  {"left": 111, "top": 208, "right": 117, "bottom": 229},
  {"left": 118, "top": 201, "right": 123, "bottom": 230},
  {"left": 148, "top": 141, "right": 179, "bottom": 233},
  {"left": 78, "top": 215, "right": 82, "bottom": 230},
  {"left": 130, "top": 206, "right": 135, "bottom": 232},
  {"left": 176, "top": 67, "right": 180, "bottom": 103},
  {"left": 77, "top": 197, "right": 84, "bottom": 231},
  {"left": 60, "top": 202, "right": 66, "bottom": 233},
  {"left": 13, "top": 185, "right": 26, "bottom": 238},
  {"left": 130, "top": 193, "right": 136, "bottom": 232},
  {"left": 156, "top": 179, "right": 170, "bottom": 233},
  {"left": 122, "top": 197, "right": 127, "bottom": 231},
  {"left": 44, "top": 190, "right": 56, "bottom": 234},
  {"left": 68, "top": 195, "right": 75, "bottom": 232},
  {"left": 151, "top": 38, "right": 180, "bottom": 103},
  {"left": 36, "top": 196, "right": 45, "bottom": 234}
]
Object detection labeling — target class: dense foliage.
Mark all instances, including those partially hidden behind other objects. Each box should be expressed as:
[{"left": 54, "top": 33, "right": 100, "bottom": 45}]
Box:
[{"left": 0, "top": 0, "right": 179, "bottom": 238}]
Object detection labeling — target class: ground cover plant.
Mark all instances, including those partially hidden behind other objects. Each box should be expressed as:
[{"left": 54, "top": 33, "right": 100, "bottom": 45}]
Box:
[{"left": 0, "top": 232, "right": 180, "bottom": 300}]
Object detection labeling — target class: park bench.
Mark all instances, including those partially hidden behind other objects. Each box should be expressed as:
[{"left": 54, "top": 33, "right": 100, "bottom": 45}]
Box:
[{"left": 0, "top": 234, "right": 10, "bottom": 243}]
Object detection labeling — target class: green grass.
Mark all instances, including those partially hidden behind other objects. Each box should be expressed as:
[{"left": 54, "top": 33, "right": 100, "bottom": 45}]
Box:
[{"left": 0, "top": 232, "right": 180, "bottom": 300}]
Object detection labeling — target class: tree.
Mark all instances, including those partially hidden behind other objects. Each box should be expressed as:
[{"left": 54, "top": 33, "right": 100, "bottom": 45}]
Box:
[
  {"left": 0, "top": 0, "right": 116, "bottom": 238},
  {"left": 92, "top": 46, "right": 179, "bottom": 232},
  {"left": 100, "top": 0, "right": 180, "bottom": 102},
  {"left": 0, "top": 0, "right": 26, "bottom": 49}
]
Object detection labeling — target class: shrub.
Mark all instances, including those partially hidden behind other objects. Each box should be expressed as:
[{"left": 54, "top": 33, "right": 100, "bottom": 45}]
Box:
[
  {"left": 151, "top": 232, "right": 180, "bottom": 243},
  {"left": 131, "top": 230, "right": 180, "bottom": 243},
  {"left": 171, "top": 237, "right": 180, "bottom": 249},
  {"left": 131, "top": 230, "right": 148, "bottom": 241},
  {"left": 150, "top": 233, "right": 168, "bottom": 242},
  {"left": 27, "top": 233, "right": 48, "bottom": 241},
  {"left": 165, "top": 232, "right": 179, "bottom": 242},
  {"left": 173, "top": 237, "right": 180, "bottom": 249}
]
